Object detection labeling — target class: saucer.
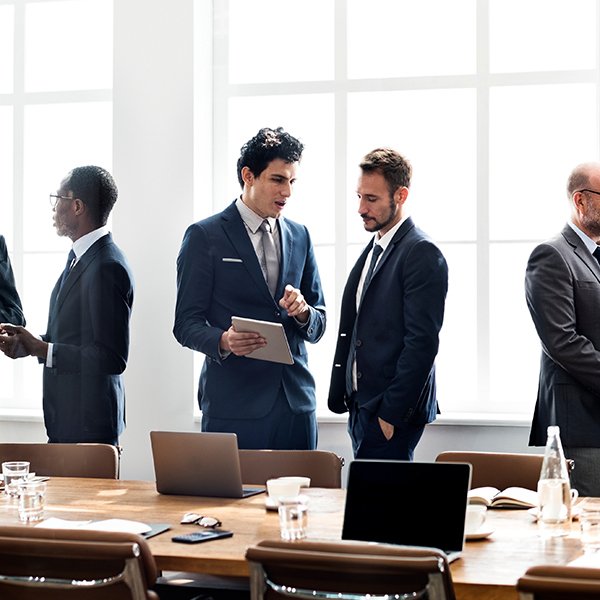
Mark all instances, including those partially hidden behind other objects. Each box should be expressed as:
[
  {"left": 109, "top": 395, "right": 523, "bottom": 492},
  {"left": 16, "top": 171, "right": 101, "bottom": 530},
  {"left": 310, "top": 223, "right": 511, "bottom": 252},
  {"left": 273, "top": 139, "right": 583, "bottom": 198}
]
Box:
[
  {"left": 465, "top": 527, "right": 494, "bottom": 541},
  {"left": 527, "top": 506, "right": 581, "bottom": 521},
  {"left": 265, "top": 497, "right": 278, "bottom": 511}
]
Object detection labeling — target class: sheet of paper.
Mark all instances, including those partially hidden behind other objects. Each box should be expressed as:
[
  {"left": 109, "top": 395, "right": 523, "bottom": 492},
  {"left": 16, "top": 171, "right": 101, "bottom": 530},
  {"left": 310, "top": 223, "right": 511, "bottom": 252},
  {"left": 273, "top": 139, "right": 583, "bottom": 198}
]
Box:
[
  {"left": 569, "top": 553, "right": 600, "bottom": 568},
  {"left": 36, "top": 517, "right": 151, "bottom": 535},
  {"left": 80, "top": 519, "right": 152, "bottom": 534},
  {"left": 36, "top": 517, "right": 92, "bottom": 529}
]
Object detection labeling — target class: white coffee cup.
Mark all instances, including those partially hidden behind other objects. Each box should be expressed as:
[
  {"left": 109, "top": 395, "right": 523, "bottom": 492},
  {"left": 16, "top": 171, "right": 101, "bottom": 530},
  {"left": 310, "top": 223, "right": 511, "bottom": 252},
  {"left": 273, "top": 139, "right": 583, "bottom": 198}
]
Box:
[
  {"left": 465, "top": 505, "right": 487, "bottom": 535},
  {"left": 276, "top": 476, "right": 311, "bottom": 488},
  {"left": 266, "top": 478, "right": 301, "bottom": 504}
]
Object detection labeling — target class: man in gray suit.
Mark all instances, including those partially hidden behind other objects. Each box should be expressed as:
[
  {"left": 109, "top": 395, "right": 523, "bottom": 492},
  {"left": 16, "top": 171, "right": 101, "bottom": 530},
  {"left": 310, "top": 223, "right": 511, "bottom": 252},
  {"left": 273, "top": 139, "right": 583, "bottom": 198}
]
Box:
[{"left": 526, "top": 162, "right": 600, "bottom": 496}]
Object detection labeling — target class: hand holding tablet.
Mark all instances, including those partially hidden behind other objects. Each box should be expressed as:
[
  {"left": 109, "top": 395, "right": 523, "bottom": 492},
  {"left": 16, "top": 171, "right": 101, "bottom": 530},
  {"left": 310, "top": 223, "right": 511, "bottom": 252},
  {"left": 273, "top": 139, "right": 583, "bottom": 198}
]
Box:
[{"left": 231, "top": 317, "right": 294, "bottom": 365}]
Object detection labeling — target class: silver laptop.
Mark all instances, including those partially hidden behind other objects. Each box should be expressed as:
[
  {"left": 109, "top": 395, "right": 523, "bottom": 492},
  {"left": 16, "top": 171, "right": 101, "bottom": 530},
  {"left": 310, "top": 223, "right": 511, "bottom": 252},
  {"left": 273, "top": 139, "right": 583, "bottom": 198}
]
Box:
[
  {"left": 342, "top": 460, "right": 472, "bottom": 562},
  {"left": 150, "top": 431, "right": 264, "bottom": 498}
]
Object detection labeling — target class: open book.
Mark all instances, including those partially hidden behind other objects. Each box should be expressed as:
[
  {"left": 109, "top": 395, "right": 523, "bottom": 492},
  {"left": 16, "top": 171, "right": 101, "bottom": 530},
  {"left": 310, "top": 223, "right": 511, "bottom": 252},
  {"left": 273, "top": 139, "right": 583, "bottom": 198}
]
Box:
[{"left": 468, "top": 486, "right": 538, "bottom": 509}]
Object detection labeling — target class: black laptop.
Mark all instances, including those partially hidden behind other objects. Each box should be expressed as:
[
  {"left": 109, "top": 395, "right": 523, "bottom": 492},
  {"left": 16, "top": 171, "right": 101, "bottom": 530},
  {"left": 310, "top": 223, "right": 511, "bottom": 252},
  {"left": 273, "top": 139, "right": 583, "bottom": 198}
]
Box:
[{"left": 342, "top": 460, "right": 472, "bottom": 562}]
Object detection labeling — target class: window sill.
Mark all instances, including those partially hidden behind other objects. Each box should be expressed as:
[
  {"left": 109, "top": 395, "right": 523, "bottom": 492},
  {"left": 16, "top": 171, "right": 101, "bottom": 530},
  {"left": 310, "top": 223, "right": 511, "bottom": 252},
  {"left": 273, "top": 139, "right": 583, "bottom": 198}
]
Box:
[{"left": 0, "top": 409, "right": 44, "bottom": 423}]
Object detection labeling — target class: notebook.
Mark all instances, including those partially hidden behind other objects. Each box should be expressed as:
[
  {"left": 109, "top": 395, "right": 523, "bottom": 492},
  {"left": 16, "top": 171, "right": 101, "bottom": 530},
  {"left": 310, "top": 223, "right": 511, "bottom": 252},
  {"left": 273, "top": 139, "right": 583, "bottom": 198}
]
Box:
[
  {"left": 342, "top": 460, "right": 472, "bottom": 562},
  {"left": 150, "top": 431, "right": 265, "bottom": 498}
]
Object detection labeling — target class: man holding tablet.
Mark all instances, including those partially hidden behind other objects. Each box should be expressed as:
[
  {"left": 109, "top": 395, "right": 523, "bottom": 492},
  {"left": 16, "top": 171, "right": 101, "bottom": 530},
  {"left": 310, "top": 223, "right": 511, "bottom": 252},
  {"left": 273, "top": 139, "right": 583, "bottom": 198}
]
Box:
[{"left": 174, "top": 127, "right": 326, "bottom": 450}]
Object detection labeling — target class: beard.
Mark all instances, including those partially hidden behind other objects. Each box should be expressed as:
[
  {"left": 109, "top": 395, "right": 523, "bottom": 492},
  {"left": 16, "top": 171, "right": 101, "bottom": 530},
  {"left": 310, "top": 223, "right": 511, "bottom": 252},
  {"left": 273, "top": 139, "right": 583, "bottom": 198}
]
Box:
[
  {"left": 363, "top": 197, "right": 398, "bottom": 233},
  {"left": 581, "top": 202, "right": 600, "bottom": 239}
]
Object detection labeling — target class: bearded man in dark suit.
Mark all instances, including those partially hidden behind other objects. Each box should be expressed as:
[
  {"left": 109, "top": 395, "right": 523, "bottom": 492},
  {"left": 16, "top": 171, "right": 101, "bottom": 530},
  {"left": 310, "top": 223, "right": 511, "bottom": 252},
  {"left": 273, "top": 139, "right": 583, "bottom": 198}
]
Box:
[
  {"left": 526, "top": 162, "right": 600, "bottom": 497},
  {"left": 328, "top": 148, "right": 448, "bottom": 460}
]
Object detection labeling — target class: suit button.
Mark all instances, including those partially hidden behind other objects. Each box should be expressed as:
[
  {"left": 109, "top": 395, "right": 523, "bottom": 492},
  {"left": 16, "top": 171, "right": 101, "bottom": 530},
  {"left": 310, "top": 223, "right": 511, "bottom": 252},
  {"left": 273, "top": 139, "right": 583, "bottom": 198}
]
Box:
[
  {"left": 275, "top": 311, "right": 281, "bottom": 317},
  {"left": 356, "top": 340, "right": 362, "bottom": 347},
  {"left": 357, "top": 372, "right": 362, "bottom": 379}
]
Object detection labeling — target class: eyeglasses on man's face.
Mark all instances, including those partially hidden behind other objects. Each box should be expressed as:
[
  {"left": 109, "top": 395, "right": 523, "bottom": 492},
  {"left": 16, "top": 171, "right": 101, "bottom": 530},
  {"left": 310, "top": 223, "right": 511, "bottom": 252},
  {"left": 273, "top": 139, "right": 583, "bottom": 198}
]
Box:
[
  {"left": 180, "top": 513, "right": 222, "bottom": 528},
  {"left": 49, "top": 194, "right": 74, "bottom": 208},
  {"left": 576, "top": 189, "right": 600, "bottom": 197}
]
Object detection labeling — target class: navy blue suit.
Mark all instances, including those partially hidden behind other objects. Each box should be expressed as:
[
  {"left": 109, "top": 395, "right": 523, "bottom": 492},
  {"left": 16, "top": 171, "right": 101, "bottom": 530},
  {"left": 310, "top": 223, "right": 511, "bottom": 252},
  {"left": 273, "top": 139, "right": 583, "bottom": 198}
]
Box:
[
  {"left": 0, "top": 236, "right": 25, "bottom": 326},
  {"left": 174, "top": 202, "right": 326, "bottom": 448},
  {"left": 328, "top": 217, "right": 448, "bottom": 459},
  {"left": 42, "top": 233, "right": 134, "bottom": 443}
]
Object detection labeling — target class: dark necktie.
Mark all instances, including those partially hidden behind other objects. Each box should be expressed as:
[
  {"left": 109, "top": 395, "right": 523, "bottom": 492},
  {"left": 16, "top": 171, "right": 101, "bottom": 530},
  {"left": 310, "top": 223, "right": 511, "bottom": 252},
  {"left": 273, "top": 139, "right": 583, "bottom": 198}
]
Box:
[
  {"left": 59, "top": 249, "right": 76, "bottom": 292},
  {"left": 345, "top": 244, "right": 384, "bottom": 397},
  {"left": 260, "top": 219, "right": 279, "bottom": 297},
  {"left": 594, "top": 247, "right": 600, "bottom": 266}
]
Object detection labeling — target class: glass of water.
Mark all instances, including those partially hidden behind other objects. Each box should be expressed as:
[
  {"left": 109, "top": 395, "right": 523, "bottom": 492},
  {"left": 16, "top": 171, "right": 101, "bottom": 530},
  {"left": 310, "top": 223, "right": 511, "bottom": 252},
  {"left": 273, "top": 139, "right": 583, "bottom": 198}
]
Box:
[
  {"left": 278, "top": 495, "right": 309, "bottom": 540},
  {"left": 2, "top": 462, "right": 30, "bottom": 498},
  {"left": 18, "top": 480, "right": 46, "bottom": 522}
]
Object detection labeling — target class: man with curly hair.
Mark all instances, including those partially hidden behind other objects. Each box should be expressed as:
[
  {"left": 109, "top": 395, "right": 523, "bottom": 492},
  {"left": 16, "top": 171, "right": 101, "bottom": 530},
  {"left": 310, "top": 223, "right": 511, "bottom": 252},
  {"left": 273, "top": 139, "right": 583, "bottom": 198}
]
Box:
[
  {"left": 174, "top": 127, "right": 326, "bottom": 449},
  {"left": 0, "top": 166, "right": 134, "bottom": 446}
]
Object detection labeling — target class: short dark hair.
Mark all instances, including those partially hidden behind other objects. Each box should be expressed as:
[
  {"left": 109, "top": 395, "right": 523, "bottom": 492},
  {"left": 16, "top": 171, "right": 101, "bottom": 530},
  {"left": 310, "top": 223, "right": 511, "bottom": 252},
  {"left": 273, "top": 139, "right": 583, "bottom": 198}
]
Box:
[
  {"left": 236, "top": 127, "right": 304, "bottom": 188},
  {"left": 359, "top": 148, "right": 412, "bottom": 198},
  {"left": 66, "top": 166, "right": 118, "bottom": 228}
]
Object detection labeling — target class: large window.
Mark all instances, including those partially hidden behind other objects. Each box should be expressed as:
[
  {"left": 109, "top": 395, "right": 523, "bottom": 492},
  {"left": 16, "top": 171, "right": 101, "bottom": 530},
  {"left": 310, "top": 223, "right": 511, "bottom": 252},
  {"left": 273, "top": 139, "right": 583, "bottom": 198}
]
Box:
[
  {"left": 1, "top": 0, "right": 113, "bottom": 414},
  {"left": 205, "top": 0, "right": 600, "bottom": 417}
]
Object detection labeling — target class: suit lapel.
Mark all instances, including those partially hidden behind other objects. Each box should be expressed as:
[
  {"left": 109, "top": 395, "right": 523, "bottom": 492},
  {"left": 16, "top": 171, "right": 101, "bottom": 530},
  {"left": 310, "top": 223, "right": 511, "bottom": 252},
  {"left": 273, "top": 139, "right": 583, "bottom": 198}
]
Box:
[
  {"left": 563, "top": 225, "right": 600, "bottom": 283},
  {"left": 360, "top": 217, "right": 415, "bottom": 298},
  {"left": 51, "top": 234, "right": 112, "bottom": 317},
  {"left": 220, "top": 203, "right": 276, "bottom": 305}
]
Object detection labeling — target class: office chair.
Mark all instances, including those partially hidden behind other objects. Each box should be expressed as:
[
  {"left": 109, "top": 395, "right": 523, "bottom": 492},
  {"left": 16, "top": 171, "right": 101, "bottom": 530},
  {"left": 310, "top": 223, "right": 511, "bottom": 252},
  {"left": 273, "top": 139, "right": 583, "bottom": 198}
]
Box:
[
  {"left": 0, "top": 525, "right": 158, "bottom": 600},
  {"left": 239, "top": 449, "right": 344, "bottom": 488},
  {"left": 436, "top": 451, "right": 544, "bottom": 490},
  {"left": 245, "top": 539, "right": 456, "bottom": 600},
  {"left": 0, "top": 442, "right": 119, "bottom": 479},
  {"left": 517, "top": 564, "right": 600, "bottom": 599}
]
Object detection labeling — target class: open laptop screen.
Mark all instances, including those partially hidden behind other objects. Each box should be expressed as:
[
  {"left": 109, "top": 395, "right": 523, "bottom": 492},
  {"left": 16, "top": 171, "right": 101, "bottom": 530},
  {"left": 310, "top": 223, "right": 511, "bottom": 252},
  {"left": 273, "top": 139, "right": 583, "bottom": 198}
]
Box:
[{"left": 342, "top": 460, "right": 471, "bottom": 554}]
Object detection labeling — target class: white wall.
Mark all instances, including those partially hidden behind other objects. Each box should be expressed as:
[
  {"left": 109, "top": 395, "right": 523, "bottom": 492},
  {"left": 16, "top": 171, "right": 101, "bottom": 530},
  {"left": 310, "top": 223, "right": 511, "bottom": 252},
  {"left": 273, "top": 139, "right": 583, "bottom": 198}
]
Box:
[{"left": 0, "top": 0, "right": 543, "bottom": 481}]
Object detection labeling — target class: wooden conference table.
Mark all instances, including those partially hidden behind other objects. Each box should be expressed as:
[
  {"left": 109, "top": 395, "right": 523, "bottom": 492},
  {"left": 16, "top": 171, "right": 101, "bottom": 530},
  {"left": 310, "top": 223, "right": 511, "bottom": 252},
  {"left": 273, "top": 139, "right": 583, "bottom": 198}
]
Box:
[{"left": 0, "top": 477, "right": 590, "bottom": 600}]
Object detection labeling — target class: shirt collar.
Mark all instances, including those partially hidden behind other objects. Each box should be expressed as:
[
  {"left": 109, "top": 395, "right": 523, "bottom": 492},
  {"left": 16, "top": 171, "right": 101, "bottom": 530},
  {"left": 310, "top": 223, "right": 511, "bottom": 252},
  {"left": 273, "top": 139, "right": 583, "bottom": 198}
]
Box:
[
  {"left": 568, "top": 220, "right": 599, "bottom": 256},
  {"left": 71, "top": 225, "right": 110, "bottom": 260},
  {"left": 236, "top": 197, "right": 278, "bottom": 234},
  {"left": 374, "top": 213, "right": 410, "bottom": 252}
]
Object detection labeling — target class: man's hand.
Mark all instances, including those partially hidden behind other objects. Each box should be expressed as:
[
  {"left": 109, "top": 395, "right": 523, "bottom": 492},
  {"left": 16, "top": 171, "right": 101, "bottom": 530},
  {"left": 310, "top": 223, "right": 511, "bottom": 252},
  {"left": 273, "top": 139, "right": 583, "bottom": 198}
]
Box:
[
  {"left": 219, "top": 325, "right": 266, "bottom": 357},
  {"left": 378, "top": 417, "right": 394, "bottom": 440},
  {"left": 279, "top": 284, "right": 309, "bottom": 323},
  {"left": 0, "top": 324, "right": 48, "bottom": 360}
]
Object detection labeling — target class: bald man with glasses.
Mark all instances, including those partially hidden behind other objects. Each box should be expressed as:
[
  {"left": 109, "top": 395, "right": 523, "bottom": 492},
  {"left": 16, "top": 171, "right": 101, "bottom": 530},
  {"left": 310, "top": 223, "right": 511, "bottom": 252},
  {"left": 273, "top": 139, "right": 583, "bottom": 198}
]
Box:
[{"left": 526, "top": 162, "right": 600, "bottom": 497}]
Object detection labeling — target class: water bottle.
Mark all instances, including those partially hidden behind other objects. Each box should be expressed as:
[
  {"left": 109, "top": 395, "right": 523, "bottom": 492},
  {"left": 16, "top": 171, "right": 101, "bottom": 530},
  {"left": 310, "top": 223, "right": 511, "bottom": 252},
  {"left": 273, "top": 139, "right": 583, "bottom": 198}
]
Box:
[{"left": 537, "top": 425, "right": 572, "bottom": 537}]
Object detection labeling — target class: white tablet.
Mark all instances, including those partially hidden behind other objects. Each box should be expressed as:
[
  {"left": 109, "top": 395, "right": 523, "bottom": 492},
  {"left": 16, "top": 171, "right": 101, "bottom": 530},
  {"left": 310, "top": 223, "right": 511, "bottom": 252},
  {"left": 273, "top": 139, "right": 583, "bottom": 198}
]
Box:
[{"left": 231, "top": 317, "right": 294, "bottom": 365}]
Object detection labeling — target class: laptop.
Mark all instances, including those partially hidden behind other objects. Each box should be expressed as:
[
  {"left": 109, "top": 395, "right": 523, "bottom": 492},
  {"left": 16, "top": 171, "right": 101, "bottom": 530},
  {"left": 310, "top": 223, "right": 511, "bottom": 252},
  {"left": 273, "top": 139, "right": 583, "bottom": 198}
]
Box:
[
  {"left": 150, "top": 431, "right": 264, "bottom": 498},
  {"left": 342, "top": 460, "right": 472, "bottom": 562}
]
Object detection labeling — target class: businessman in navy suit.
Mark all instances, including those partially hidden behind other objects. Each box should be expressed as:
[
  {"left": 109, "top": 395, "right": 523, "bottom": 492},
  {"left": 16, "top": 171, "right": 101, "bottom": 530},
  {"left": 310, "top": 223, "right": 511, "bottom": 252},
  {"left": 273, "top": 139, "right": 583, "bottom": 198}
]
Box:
[
  {"left": 526, "top": 162, "right": 600, "bottom": 496},
  {"left": 0, "top": 236, "right": 25, "bottom": 326},
  {"left": 0, "top": 166, "right": 134, "bottom": 445},
  {"left": 174, "top": 127, "right": 326, "bottom": 449},
  {"left": 328, "top": 148, "right": 448, "bottom": 460}
]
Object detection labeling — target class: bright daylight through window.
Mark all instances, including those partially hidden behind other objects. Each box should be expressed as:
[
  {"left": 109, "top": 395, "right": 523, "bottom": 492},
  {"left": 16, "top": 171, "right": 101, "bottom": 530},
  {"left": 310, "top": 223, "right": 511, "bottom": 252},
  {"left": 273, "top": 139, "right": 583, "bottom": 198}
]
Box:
[{"left": 205, "top": 0, "right": 600, "bottom": 418}]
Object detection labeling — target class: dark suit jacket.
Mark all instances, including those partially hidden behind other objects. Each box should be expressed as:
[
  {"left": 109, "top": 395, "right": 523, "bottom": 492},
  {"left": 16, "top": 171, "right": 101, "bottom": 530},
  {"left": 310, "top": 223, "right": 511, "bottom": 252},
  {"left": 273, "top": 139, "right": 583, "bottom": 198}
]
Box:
[
  {"left": 328, "top": 217, "right": 448, "bottom": 430},
  {"left": 41, "top": 233, "right": 134, "bottom": 441},
  {"left": 0, "top": 236, "right": 25, "bottom": 326},
  {"left": 526, "top": 224, "right": 600, "bottom": 447},
  {"left": 173, "top": 201, "right": 326, "bottom": 423}
]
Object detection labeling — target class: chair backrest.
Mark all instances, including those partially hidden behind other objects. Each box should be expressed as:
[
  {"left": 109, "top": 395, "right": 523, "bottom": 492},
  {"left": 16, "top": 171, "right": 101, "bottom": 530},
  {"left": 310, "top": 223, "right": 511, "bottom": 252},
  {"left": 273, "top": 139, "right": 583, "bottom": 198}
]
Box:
[
  {"left": 245, "top": 539, "right": 456, "bottom": 600},
  {"left": 239, "top": 450, "right": 343, "bottom": 488},
  {"left": 517, "top": 565, "right": 600, "bottom": 599},
  {"left": 435, "top": 451, "right": 543, "bottom": 491},
  {"left": 0, "top": 525, "right": 158, "bottom": 600},
  {"left": 0, "top": 443, "right": 119, "bottom": 479}
]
